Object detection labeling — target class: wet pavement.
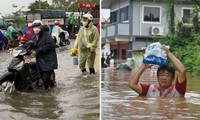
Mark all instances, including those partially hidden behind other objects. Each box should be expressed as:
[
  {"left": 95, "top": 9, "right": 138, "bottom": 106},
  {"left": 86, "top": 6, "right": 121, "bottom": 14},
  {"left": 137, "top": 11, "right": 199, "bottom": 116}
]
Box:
[
  {"left": 102, "top": 66, "right": 200, "bottom": 120},
  {"left": 0, "top": 39, "right": 100, "bottom": 120}
]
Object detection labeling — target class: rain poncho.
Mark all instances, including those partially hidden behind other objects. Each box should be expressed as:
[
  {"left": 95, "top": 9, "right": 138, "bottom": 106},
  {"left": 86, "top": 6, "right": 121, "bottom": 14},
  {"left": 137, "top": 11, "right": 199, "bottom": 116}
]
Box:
[
  {"left": 6, "top": 26, "right": 20, "bottom": 41},
  {"left": 51, "top": 25, "right": 69, "bottom": 45},
  {"left": 68, "top": 12, "right": 76, "bottom": 25},
  {"left": 74, "top": 22, "right": 99, "bottom": 70}
]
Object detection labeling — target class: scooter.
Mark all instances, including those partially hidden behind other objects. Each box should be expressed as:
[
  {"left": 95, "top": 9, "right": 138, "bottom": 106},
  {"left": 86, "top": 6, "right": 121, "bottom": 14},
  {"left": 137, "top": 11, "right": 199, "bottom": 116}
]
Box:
[
  {"left": 52, "top": 31, "right": 70, "bottom": 47},
  {"left": 59, "top": 32, "right": 70, "bottom": 46},
  {"left": 0, "top": 41, "right": 56, "bottom": 93}
]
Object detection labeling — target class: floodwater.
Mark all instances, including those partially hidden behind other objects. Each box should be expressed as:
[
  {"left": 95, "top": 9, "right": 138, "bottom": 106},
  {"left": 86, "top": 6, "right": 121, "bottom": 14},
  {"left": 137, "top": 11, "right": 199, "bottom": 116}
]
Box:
[
  {"left": 0, "top": 41, "right": 100, "bottom": 120},
  {"left": 102, "top": 66, "right": 200, "bottom": 120}
]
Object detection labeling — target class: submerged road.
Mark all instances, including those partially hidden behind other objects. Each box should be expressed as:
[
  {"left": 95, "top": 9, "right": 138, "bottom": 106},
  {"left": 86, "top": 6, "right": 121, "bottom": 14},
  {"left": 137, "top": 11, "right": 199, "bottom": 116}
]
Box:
[{"left": 0, "top": 39, "right": 100, "bottom": 120}]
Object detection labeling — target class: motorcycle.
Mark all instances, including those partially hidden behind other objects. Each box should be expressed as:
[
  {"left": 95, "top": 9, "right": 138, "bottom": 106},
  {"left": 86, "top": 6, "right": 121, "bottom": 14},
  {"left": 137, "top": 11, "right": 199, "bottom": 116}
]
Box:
[
  {"left": 52, "top": 31, "right": 70, "bottom": 47},
  {"left": 0, "top": 40, "right": 56, "bottom": 93},
  {"left": 59, "top": 31, "right": 70, "bottom": 46}
]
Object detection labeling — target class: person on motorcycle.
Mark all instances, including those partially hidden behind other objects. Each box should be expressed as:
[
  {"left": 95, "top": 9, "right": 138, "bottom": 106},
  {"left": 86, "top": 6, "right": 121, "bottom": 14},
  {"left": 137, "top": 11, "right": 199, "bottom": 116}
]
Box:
[
  {"left": 23, "top": 23, "right": 35, "bottom": 41},
  {"left": 23, "top": 22, "right": 29, "bottom": 35},
  {"left": 6, "top": 22, "right": 20, "bottom": 42},
  {"left": 31, "top": 20, "right": 58, "bottom": 90},
  {"left": 73, "top": 13, "right": 99, "bottom": 75},
  {"left": 51, "top": 21, "right": 69, "bottom": 47}
]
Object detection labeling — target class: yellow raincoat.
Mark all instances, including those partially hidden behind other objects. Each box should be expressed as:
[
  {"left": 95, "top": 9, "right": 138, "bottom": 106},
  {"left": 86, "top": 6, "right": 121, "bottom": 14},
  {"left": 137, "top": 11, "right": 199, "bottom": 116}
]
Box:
[{"left": 74, "top": 22, "right": 99, "bottom": 70}]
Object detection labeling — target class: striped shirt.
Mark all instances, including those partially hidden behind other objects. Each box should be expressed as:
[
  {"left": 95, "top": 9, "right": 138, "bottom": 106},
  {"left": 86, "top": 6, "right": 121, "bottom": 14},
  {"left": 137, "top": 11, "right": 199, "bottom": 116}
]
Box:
[{"left": 140, "top": 77, "right": 186, "bottom": 97}]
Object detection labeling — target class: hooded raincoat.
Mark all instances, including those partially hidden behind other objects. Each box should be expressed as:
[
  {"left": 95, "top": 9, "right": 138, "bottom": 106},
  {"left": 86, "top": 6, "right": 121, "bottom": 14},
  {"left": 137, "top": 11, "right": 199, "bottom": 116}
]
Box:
[
  {"left": 6, "top": 26, "right": 20, "bottom": 41},
  {"left": 74, "top": 22, "right": 99, "bottom": 70}
]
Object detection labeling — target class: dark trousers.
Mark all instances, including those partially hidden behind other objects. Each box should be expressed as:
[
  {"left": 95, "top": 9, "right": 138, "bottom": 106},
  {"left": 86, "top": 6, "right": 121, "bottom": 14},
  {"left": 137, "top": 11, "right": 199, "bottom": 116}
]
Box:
[{"left": 40, "top": 70, "right": 55, "bottom": 89}]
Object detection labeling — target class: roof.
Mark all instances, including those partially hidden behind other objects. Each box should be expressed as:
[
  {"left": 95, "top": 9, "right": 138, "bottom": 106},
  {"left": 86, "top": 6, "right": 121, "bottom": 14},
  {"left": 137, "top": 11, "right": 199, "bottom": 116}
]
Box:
[
  {"left": 27, "top": 9, "right": 66, "bottom": 18},
  {"left": 102, "top": 0, "right": 193, "bottom": 8}
]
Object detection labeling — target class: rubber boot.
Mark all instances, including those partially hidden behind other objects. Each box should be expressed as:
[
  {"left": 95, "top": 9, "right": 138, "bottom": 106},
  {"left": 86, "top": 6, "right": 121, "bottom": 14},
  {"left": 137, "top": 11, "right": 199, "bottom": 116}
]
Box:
[
  {"left": 89, "top": 68, "right": 95, "bottom": 74},
  {"left": 81, "top": 68, "right": 87, "bottom": 75}
]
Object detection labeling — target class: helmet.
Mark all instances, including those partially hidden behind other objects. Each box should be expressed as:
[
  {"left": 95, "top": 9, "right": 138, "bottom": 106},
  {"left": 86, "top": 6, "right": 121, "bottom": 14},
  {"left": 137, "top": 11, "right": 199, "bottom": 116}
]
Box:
[
  {"left": 8, "top": 22, "right": 13, "bottom": 26},
  {"left": 32, "top": 20, "right": 43, "bottom": 27},
  {"left": 54, "top": 21, "right": 59, "bottom": 25},
  {"left": 83, "top": 13, "right": 93, "bottom": 20}
]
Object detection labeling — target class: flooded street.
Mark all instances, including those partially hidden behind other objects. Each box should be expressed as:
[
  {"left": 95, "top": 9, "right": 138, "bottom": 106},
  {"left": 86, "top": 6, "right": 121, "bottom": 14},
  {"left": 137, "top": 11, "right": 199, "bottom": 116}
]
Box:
[
  {"left": 102, "top": 66, "right": 200, "bottom": 120},
  {"left": 0, "top": 40, "right": 100, "bottom": 120}
]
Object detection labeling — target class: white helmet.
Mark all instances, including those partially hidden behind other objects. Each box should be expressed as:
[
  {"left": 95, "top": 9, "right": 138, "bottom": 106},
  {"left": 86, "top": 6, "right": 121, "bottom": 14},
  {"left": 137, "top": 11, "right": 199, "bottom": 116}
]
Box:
[
  {"left": 83, "top": 13, "right": 93, "bottom": 20},
  {"left": 32, "top": 20, "right": 43, "bottom": 27}
]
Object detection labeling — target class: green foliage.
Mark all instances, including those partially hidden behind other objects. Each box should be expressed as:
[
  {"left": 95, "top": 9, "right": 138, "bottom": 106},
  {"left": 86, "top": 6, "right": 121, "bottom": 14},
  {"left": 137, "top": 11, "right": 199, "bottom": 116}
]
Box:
[
  {"left": 52, "top": 0, "right": 69, "bottom": 11},
  {"left": 164, "top": 0, "right": 175, "bottom": 35},
  {"left": 52, "top": 0, "right": 99, "bottom": 12},
  {"left": 12, "top": 6, "right": 26, "bottom": 29},
  {"left": 14, "top": 16, "right": 26, "bottom": 29},
  {"left": 28, "top": 1, "right": 54, "bottom": 10},
  {"left": 101, "top": 24, "right": 107, "bottom": 30},
  {"left": 155, "top": 0, "right": 200, "bottom": 76},
  {"left": 155, "top": 15, "right": 200, "bottom": 76}
]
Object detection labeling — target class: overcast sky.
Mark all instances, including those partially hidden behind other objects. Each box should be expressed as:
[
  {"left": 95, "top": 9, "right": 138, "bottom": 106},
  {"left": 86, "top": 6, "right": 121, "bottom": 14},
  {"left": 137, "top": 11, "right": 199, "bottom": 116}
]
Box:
[{"left": 0, "top": 0, "right": 52, "bottom": 16}]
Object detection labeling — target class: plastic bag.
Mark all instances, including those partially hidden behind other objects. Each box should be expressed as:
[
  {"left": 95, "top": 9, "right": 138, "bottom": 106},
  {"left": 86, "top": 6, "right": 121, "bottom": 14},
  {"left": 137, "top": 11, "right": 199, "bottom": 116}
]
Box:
[{"left": 143, "top": 42, "right": 168, "bottom": 66}]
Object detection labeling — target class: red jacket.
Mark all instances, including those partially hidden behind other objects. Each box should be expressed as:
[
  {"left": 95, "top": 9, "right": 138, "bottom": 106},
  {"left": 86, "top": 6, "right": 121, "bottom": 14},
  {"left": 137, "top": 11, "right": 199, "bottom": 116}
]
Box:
[{"left": 24, "top": 27, "right": 35, "bottom": 41}]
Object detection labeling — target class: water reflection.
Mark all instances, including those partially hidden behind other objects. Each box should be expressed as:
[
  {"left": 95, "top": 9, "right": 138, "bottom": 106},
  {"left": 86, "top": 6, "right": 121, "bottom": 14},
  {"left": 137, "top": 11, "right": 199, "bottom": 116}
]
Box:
[
  {"left": 102, "top": 67, "right": 200, "bottom": 120},
  {"left": 0, "top": 46, "right": 100, "bottom": 120},
  {"left": 3, "top": 91, "right": 63, "bottom": 119}
]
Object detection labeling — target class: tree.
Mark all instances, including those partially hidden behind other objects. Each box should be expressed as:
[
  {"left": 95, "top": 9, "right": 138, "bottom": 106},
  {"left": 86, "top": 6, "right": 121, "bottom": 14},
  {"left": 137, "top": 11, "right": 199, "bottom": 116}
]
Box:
[
  {"left": 52, "top": 0, "right": 99, "bottom": 12},
  {"left": 156, "top": 1, "right": 200, "bottom": 76},
  {"left": 52, "top": 0, "right": 69, "bottom": 11},
  {"left": 12, "top": 6, "right": 26, "bottom": 29},
  {"left": 164, "top": 0, "right": 175, "bottom": 36},
  {"left": 28, "top": 0, "right": 53, "bottom": 10},
  {"left": 52, "top": 0, "right": 71, "bottom": 11}
]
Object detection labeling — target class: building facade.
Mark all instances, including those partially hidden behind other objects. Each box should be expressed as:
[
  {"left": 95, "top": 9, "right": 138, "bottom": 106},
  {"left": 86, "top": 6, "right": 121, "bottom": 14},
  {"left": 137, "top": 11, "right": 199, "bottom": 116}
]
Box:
[{"left": 101, "top": 0, "right": 193, "bottom": 60}]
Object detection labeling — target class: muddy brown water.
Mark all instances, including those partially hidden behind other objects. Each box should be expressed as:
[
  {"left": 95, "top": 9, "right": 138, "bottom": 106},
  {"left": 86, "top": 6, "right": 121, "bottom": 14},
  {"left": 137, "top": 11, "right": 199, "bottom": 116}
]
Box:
[
  {"left": 102, "top": 66, "right": 200, "bottom": 120},
  {"left": 0, "top": 42, "right": 100, "bottom": 120}
]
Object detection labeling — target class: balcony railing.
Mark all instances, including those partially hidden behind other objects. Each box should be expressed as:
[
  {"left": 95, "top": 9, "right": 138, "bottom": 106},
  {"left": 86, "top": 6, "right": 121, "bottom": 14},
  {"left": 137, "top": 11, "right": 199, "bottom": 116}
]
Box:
[{"left": 102, "top": 22, "right": 130, "bottom": 38}]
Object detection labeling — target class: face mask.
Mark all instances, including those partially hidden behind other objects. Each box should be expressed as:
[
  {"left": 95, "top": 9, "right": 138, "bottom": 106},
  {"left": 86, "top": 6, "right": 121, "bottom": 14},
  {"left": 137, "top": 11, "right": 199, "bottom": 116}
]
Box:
[
  {"left": 82, "top": 21, "right": 88, "bottom": 27},
  {"left": 33, "top": 28, "right": 41, "bottom": 34}
]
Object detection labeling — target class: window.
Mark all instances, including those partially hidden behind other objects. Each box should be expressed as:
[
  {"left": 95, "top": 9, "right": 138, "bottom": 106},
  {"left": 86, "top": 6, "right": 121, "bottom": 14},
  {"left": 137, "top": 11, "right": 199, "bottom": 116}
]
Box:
[
  {"left": 113, "top": 49, "right": 118, "bottom": 59},
  {"left": 182, "top": 8, "right": 193, "bottom": 23},
  {"left": 183, "top": 8, "right": 193, "bottom": 18},
  {"left": 111, "top": 11, "right": 118, "bottom": 23},
  {"left": 120, "top": 6, "right": 129, "bottom": 22},
  {"left": 143, "top": 6, "right": 161, "bottom": 23}
]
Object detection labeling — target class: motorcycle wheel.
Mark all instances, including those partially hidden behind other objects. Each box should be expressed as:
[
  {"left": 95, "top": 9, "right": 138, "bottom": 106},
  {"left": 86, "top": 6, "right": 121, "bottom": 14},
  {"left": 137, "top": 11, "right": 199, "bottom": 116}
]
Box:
[{"left": 0, "top": 72, "right": 15, "bottom": 93}]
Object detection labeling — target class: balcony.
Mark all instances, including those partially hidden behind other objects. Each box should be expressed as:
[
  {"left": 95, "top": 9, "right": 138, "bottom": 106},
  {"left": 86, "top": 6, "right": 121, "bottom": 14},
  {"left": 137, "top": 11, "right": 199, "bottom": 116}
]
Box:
[
  {"left": 102, "top": 23, "right": 130, "bottom": 38},
  {"left": 101, "top": 29, "right": 106, "bottom": 38}
]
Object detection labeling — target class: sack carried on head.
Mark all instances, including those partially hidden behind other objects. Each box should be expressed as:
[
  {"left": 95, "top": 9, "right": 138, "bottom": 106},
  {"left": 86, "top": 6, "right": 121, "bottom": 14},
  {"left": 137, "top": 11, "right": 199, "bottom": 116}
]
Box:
[{"left": 143, "top": 42, "right": 168, "bottom": 66}]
